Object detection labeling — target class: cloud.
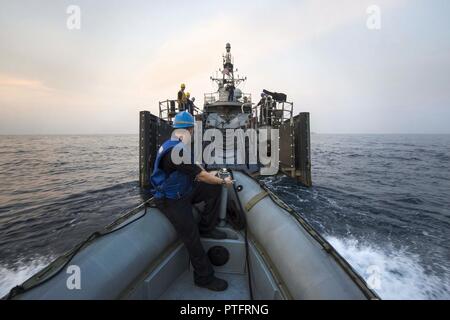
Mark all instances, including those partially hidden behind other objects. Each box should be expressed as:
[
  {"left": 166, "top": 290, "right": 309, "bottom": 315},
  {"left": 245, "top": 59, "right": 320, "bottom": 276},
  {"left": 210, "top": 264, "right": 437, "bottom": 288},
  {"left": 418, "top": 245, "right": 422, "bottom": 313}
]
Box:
[
  {"left": 5, "top": 0, "right": 446, "bottom": 134},
  {"left": 0, "top": 74, "right": 53, "bottom": 92},
  {"left": 141, "top": 0, "right": 407, "bottom": 100}
]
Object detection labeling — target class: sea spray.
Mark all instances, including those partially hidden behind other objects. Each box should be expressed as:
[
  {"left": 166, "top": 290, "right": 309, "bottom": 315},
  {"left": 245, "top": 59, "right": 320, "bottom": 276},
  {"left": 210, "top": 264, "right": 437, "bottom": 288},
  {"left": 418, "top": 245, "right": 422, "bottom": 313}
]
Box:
[
  {"left": 326, "top": 236, "right": 450, "bottom": 300},
  {"left": 0, "top": 257, "right": 53, "bottom": 297}
]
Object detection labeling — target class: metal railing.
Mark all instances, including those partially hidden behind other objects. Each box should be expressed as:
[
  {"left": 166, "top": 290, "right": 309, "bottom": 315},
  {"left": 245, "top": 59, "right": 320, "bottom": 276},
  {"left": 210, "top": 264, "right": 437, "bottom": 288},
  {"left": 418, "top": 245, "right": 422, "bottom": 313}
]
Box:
[
  {"left": 204, "top": 92, "right": 252, "bottom": 105},
  {"left": 253, "top": 101, "right": 293, "bottom": 127},
  {"left": 204, "top": 93, "right": 218, "bottom": 105},
  {"left": 159, "top": 100, "right": 177, "bottom": 121},
  {"left": 159, "top": 99, "right": 201, "bottom": 121}
]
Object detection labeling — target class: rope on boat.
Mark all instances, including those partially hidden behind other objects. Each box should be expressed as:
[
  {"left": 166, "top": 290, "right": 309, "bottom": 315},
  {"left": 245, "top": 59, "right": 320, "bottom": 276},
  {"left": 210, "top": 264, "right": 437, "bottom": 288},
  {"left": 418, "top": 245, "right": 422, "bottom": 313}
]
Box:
[{"left": 230, "top": 170, "right": 254, "bottom": 301}]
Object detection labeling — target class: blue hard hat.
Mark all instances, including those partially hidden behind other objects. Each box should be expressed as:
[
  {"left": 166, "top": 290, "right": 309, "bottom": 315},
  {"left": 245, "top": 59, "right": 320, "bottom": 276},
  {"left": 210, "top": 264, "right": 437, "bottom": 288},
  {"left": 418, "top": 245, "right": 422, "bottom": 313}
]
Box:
[{"left": 173, "top": 111, "right": 195, "bottom": 128}]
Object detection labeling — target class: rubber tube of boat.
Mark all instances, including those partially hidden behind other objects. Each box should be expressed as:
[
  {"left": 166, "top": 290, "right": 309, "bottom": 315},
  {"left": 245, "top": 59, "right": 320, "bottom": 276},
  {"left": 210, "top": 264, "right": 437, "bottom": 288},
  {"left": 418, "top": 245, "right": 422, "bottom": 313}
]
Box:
[
  {"left": 232, "top": 171, "right": 374, "bottom": 300},
  {"left": 218, "top": 168, "right": 230, "bottom": 226}
]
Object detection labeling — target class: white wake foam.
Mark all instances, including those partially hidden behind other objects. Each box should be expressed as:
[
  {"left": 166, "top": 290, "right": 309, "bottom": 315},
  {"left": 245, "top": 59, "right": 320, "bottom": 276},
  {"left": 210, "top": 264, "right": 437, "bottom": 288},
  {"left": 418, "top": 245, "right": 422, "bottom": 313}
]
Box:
[
  {"left": 327, "top": 236, "right": 450, "bottom": 300},
  {"left": 0, "top": 257, "right": 52, "bottom": 298}
]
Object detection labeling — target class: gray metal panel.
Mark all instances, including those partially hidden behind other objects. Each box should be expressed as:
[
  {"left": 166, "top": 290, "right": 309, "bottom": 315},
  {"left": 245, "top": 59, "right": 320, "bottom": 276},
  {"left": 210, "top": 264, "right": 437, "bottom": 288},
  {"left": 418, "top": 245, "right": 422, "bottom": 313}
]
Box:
[
  {"left": 139, "top": 111, "right": 152, "bottom": 189},
  {"left": 139, "top": 111, "right": 172, "bottom": 188},
  {"left": 294, "top": 113, "right": 312, "bottom": 186},
  {"left": 279, "top": 121, "right": 294, "bottom": 169}
]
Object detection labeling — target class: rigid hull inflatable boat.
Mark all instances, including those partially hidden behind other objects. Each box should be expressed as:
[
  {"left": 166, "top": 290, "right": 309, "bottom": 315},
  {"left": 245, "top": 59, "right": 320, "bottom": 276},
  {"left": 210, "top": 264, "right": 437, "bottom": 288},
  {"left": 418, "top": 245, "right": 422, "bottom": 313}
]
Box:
[
  {"left": 4, "top": 44, "right": 379, "bottom": 300},
  {"left": 5, "top": 171, "right": 378, "bottom": 300}
]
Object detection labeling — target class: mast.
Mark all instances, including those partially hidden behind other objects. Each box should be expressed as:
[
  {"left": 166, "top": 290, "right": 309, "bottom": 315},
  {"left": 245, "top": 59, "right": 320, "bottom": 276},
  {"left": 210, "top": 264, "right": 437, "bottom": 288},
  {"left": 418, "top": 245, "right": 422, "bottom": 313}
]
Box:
[{"left": 210, "top": 43, "right": 247, "bottom": 89}]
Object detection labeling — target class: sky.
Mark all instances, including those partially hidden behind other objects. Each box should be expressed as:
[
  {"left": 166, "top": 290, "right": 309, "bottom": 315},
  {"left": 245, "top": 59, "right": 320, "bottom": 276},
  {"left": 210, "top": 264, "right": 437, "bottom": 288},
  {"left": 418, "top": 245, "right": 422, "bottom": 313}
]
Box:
[{"left": 0, "top": 0, "right": 449, "bottom": 134}]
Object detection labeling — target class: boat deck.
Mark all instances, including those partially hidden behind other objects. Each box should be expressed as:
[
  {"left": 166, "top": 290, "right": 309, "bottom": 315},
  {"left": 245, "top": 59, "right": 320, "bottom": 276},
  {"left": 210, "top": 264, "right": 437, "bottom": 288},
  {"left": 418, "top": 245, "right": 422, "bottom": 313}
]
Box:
[{"left": 159, "top": 270, "right": 250, "bottom": 300}]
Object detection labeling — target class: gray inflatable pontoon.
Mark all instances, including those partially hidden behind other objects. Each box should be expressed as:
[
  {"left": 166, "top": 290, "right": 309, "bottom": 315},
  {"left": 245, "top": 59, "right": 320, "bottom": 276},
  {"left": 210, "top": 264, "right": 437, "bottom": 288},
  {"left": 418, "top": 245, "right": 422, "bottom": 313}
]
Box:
[{"left": 4, "top": 171, "right": 379, "bottom": 300}]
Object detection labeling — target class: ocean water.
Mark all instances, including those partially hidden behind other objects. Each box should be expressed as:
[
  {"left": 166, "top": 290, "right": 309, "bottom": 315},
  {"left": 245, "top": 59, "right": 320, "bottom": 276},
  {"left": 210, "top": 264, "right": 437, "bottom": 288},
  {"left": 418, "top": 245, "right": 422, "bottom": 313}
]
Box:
[{"left": 0, "top": 134, "right": 449, "bottom": 299}]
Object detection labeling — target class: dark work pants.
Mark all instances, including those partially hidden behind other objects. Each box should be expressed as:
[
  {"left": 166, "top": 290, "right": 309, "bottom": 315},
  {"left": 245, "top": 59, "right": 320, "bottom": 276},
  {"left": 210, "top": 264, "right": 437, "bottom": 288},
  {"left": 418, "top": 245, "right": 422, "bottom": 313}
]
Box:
[{"left": 156, "top": 182, "right": 222, "bottom": 285}]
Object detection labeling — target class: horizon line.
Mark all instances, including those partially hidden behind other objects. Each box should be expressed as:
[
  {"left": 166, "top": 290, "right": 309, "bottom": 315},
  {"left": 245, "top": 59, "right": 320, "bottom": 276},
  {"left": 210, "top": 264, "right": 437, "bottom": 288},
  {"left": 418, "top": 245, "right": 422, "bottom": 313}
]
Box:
[{"left": 1, "top": 133, "right": 450, "bottom": 136}]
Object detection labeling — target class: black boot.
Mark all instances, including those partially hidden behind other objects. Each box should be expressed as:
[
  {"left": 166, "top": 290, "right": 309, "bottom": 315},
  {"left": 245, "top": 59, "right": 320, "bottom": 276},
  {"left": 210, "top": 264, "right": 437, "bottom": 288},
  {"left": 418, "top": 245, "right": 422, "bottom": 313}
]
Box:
[
  {"left": 200, "top": 228, "right": 227, "bottom": 239},
  {"left": 195, "top": 276, "right": 228, "bottom": 292}
]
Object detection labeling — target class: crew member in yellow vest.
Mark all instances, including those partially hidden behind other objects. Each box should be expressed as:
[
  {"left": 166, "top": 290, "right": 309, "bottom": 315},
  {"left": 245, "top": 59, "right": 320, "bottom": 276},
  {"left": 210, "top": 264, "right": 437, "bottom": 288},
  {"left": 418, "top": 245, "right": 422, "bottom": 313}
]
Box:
[
  {"left": 186, "top": 92, "right": 195, "bottom": 114},
  {"left": 177, "top": 83, "right": 187, "bottom": 111}
]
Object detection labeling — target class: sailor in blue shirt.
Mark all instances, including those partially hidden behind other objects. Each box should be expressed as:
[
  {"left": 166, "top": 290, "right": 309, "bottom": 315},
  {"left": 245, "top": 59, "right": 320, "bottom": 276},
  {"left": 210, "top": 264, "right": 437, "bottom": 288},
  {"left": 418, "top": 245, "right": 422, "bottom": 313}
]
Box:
[{"left": 150, "top": 111, "right": 233, "bottom": 292}]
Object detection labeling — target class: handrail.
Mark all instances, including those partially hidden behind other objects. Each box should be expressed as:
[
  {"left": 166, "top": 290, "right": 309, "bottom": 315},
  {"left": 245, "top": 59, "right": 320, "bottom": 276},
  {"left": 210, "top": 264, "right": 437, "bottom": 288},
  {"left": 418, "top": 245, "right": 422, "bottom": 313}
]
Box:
[
  {"left": 204, "top": 92, "right": 252, "bottom": 105},
  {"left": 159, "top": 99, "right": 200, "bottom": 121},
  {"left": 253, "top": 100, "right": 294, "bottom": 127}
]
